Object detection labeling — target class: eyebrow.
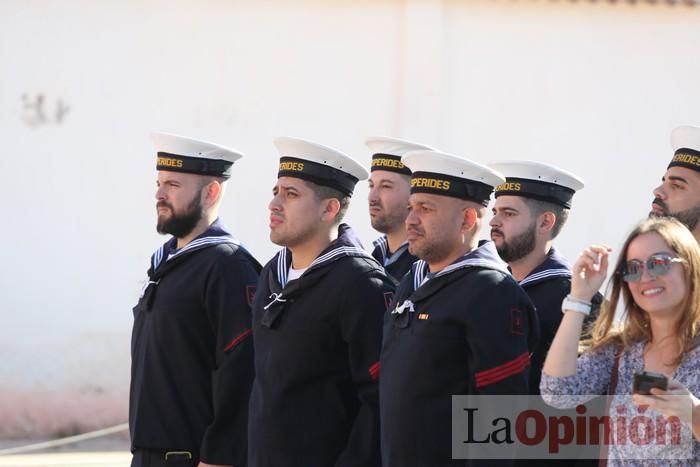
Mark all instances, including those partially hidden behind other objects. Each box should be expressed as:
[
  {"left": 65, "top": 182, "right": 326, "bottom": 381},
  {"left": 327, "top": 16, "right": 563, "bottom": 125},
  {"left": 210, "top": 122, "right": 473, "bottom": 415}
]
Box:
[
  {"left": 667, "top": 175, "right": 688, "bottom": 185},
  {"left": 369, "top": 178, "right": 395, "bottom": 186}
]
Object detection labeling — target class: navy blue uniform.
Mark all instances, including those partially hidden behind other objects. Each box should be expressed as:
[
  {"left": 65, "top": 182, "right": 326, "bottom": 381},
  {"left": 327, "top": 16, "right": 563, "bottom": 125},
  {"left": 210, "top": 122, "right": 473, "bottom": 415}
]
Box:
[
  {"left": 519, "top": 247, "right": 601, "bottom": 396},
  {"left": 371, "top": 235, "right": 417, "bottom": 284},
  {"left": 130, "top": 219, "right": 261, "bottom": 466},
  {"left": 248, "top": 224, "right": 395, "bottom": 467},
  {"left": 380, "top": 241, "right": 538, "bottom": 467},
  {"left": 519, "top": 247, "right": 573, "bottom": 396}
]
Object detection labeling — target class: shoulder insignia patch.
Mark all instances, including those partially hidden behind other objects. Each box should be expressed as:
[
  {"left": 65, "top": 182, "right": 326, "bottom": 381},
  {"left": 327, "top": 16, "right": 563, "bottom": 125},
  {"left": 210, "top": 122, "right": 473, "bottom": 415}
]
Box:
[
  {"left": 246, "top": 285, "right": 257, "bottom": 306},
  {"left": 511, "top": 308, "right": 523, "bottom": 335},
  {"left": 383, "top": 291, "right": 395, "bottom": 311}
]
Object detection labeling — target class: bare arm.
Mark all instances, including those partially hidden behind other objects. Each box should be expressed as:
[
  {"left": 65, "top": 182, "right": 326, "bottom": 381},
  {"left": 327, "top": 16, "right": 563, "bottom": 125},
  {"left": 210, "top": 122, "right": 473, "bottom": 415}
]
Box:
[{"left": 542, "top": 245, "right": 611, "bottom": 377}]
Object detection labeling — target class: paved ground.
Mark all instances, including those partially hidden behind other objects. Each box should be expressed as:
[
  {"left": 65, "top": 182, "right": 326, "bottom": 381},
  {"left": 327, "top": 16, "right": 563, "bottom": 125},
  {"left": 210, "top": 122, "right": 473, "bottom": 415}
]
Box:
[
  {"left": 0, "top": 452, "right": 131, "bottom": 466},
  {"left": 0, "top": 434, "right": 130, "bottom": 467}
]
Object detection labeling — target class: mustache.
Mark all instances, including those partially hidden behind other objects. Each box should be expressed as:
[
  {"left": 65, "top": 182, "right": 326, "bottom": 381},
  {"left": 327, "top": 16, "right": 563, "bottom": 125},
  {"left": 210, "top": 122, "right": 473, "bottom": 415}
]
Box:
[
  {"left": 369, "top": 200, "right": 383, "bottom": 208},
  {"left": 490, "top": 228, "right": 504, "bottom": 237},
  {"left": 156, "top": 201, "right": 173, "bottom": 210},
  {"left": 652, "top": 198, "right": 669, "bottom": 212}
]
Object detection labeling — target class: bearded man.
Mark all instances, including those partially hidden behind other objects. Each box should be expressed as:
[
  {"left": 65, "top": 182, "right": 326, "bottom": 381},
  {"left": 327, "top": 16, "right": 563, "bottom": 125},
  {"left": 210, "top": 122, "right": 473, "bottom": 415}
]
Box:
[
  {"left": 488, "top": 161, "right": 586, "bottom": 398},
  {"left": 651, "top": 125, "right": 700, "bottom": 243},
  {"left": 130, "top": 133, "right": 260, "bottom": 467}
]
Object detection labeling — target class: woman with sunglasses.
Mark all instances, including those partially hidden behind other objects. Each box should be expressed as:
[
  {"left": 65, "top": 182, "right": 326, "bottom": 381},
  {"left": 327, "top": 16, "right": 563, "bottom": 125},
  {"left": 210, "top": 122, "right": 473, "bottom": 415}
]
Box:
[{"left": 541, "top": 217, "right": 700, "bottom": 465}]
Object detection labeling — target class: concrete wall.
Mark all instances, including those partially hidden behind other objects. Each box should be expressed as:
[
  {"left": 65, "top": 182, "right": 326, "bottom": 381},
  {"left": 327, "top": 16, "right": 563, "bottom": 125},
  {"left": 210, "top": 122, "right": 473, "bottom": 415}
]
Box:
[{"left": 1, "top": 0, "right": 698, "bottom": 436}]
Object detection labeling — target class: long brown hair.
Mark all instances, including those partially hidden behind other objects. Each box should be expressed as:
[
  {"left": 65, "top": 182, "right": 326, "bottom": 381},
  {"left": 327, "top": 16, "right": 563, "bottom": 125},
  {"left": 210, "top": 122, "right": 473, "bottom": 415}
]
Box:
[{"left": 587, "top": 217, "right": 700, "bottom": 364}]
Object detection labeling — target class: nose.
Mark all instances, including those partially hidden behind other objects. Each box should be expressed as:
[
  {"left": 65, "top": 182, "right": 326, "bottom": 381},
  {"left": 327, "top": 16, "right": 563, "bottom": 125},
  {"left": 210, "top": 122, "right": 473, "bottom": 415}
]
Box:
[
  {"left": 155, "top": 185, "right": 166, "bottom": 201},
  {"left": 405, "top": 208, "right": 418, "bottom": 227},
  {"left": 489, "top": 214, "right": 500, "bottom": 228},
  {"left": 268, "top": 193, "right": 282, "bottom": 212},
  {"left": 653, "top": 183, "right": 666, "bottom": 200},
  {"left": 368, "top": 186, "right": 379, "bottom": 204},
  {"left": 638, "top": 262, "right": 656, "bottom": 282}
]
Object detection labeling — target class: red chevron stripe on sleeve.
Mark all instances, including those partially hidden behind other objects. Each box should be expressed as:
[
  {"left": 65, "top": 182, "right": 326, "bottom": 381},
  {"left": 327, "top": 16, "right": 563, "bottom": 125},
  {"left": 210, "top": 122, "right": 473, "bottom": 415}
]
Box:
[
  {"left": 368, "top": 361, "right": 381, "bottom": 381},
  {"left": 223, "top": 328, "right": 252, "bottom": 353},
  {"left": 474, "top": 352, "right": 530, "bottom": 388}
]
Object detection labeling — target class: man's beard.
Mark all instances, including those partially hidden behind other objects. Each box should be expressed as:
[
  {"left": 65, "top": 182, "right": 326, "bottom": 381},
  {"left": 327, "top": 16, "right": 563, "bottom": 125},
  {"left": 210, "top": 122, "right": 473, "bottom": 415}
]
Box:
[
  {"left": 495, "top": 225, "right": 536, "bottom": 263},
  {"left": 650, "top": 198, "right": 700, "bottom": 231},
  {"left": 408, "top": 238, "right": 454, "bottom": 265},
  {"left": 156, "top": 196, "right": 203, "bottom": 239},
  {"left": 370, "top": 205, "right": 407, "bottom": 235}
]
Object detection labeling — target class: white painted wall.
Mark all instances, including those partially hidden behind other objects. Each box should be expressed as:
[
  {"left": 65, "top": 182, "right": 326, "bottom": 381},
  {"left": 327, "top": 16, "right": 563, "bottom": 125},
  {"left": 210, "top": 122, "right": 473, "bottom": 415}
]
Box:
[{"left": 1, "top": 0, "right": 698, "bottom": 436}]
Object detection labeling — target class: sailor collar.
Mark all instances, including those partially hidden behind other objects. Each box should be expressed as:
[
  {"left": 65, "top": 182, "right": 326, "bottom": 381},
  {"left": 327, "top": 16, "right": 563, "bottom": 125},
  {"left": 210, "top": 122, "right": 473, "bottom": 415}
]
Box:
[
  {"left": 272, "top": 223, "right": 372, "bottom": 289},
  {"left": 518, "top": 246, "right": 571, "bottom": 288},
  {"left": 372, "top": 235, "right": 410, "bottom": 268},
  {"left": 390, "top": 241, "right": 509, "bottom": 322},
  {"left": 411, "top": 240, "right": 509, "bottom": 291},
  {"left": 151, "top": 218, "right": 239, "bottom": 272}
]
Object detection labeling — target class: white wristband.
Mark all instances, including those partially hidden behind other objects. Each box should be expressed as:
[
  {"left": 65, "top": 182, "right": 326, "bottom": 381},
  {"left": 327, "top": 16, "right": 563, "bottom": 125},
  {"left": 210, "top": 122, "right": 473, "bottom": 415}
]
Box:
[{"left": 561, "top": 294, "right": 592, "bottom": 315}]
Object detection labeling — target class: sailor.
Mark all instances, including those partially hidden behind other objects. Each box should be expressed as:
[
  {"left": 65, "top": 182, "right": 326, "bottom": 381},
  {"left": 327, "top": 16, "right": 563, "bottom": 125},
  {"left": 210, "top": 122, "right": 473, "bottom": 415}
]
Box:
[
  {"left": 488, "top": 160, "right": 592, "bottom": 394},
  {"left": 489, "top": 161, "right": 599, "bottom": 467},
  {"left": 379, "top": 150, "right": 537, "bottom": 467},
  {"left": 651, "top": 125, "right": 700, "bottom": 243},
  {"left": 130, "top": 132, "right": 261, "bottom": 467},
  {"left": 366, "top": 136, "right": 436, "bottom": 282},
  {"left": 248, "top": 137, "right": 395, "bottom": 467}
]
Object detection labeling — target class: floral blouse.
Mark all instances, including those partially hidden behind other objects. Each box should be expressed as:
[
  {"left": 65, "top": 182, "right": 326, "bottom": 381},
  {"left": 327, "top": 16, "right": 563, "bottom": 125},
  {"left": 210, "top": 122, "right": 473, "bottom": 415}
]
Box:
[{"left": 540, "top": 341, "right": 700, "bottom": 466}]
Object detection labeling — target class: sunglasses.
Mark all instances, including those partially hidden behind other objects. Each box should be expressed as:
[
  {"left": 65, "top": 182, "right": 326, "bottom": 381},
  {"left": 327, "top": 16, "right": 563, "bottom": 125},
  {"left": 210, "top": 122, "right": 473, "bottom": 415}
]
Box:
[{"left": 619, "top": 253, "right": 685, "bottom": 283}]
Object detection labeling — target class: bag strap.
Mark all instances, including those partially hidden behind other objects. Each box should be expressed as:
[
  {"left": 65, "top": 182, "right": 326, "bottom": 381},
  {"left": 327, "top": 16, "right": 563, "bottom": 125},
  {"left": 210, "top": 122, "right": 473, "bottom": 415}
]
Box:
[
  {"left": 608, "top": 349, "right": 622, "bottom": 394},
  {"left": 598, "top": 348, "right": 622, "bottom": 467}
]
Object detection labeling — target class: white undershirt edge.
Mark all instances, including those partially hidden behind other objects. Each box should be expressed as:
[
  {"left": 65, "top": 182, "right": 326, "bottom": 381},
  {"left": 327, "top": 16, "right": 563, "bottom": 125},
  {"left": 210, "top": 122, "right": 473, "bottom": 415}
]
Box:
[{"left": 287, "top": 266, "right": 308, "bottom": 282}]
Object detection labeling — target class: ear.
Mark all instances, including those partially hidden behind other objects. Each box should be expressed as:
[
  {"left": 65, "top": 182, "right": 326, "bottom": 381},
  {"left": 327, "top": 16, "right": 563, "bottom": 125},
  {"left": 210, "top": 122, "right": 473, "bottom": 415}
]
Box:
[
  {"left": 539, "top": 211, "right": 556, "bottom": 234},
  {"left": 320, "top": 198, "right": 341, "bottom": 223},
  {"left": 461, "top": 206, "right": 478, "bottom": 232},
  {"left": 202, "top": 180, "right": 222, "bottom": 208}
]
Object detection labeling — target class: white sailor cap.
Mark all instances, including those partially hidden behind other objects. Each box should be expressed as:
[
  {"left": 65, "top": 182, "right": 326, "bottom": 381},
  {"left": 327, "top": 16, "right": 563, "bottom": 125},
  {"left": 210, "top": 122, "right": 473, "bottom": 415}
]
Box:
[
  {"left": 365, "top": 136, "right": 437, "bottom": 175},
  {"left": 488, "top": 160, "right": 584, "bottom": 209},
  {"left": 669, "top": 126, "right": 700, "bottom": 173},
  {"left": 151, "top": 132, "right": 243, "bottom": 179},
  {"left": 401, "top": 150, "right": 505, "bottom": 206},
  {"left": 274, "top": 136, "right": 368, "bottom": 196}
]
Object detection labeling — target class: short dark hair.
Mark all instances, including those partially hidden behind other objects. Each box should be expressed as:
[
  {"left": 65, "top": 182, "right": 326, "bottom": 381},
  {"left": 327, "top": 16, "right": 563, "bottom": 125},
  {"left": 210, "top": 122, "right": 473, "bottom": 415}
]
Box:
[
  {"left": 198, "top": 175, "right": 226, "bottom": 188},
  {"left": 523, "top": 198, "right": 570, "bottom": 239},
  {"left": 304, "top": 181, "right": 351, "bottom": 225}
]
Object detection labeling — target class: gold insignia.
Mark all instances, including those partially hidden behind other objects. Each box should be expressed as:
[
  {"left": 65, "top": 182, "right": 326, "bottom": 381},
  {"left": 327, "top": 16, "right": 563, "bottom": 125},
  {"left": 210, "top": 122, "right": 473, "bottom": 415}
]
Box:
[
  {"left": 157, "top": 157, "right": 184, "bottom": 168},
  {"left": 372, "top": 158, "right": 405, "bottom": 169},
  {"left": 672, "top": 153, "right": 700, "bottom": 167},
  {"left": 279, "top": 161, "right": 305, "bottom": 172},
  {"left": 495, "top": 182, "right": 521, "bottom": 192},
  {"left": 411, "top": 177, "right": 451, "bottom": 190}
]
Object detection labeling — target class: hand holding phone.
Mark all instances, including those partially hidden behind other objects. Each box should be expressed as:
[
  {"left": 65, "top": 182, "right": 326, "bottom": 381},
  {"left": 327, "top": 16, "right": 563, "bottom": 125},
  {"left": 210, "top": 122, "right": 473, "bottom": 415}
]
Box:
[{"left": 632, "top": 371, "right": 668, "bottom": 395}]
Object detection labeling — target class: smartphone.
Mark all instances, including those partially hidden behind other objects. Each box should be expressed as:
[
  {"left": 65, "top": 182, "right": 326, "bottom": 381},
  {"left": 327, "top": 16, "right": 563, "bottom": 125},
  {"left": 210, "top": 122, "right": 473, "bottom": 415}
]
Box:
[{"left": 632, "top": 371, "right": 668, "bottom": 395}]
